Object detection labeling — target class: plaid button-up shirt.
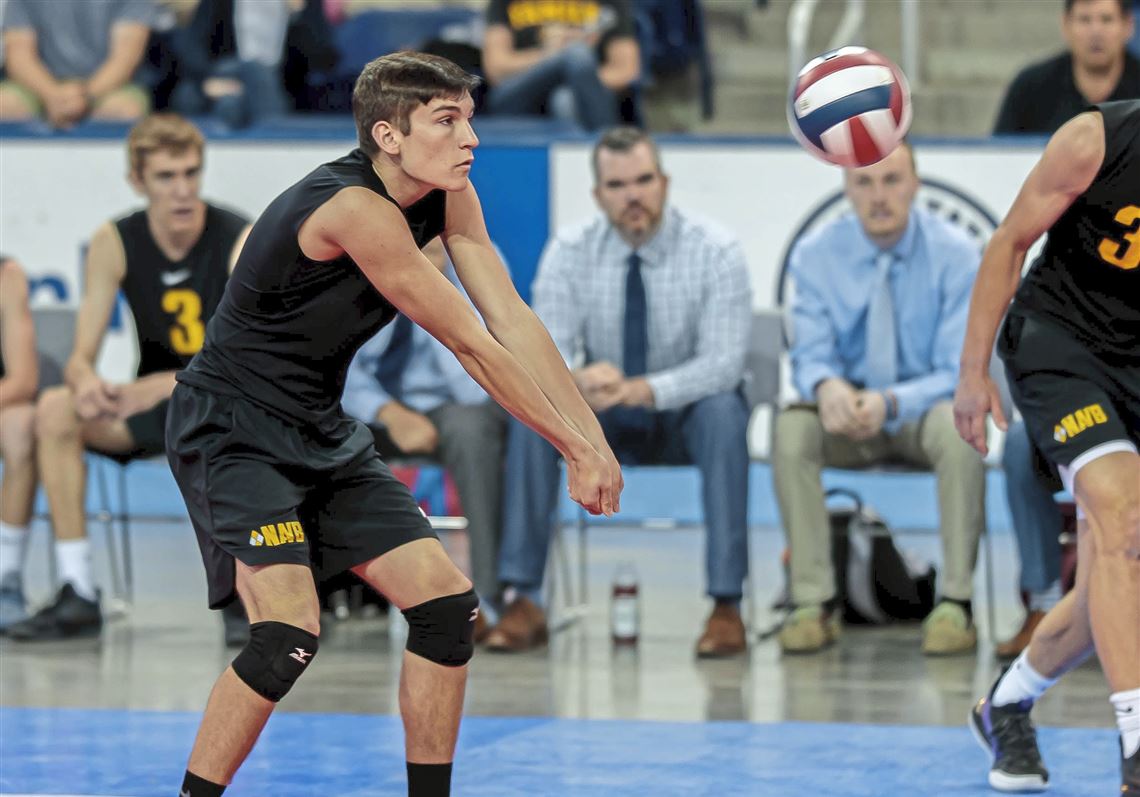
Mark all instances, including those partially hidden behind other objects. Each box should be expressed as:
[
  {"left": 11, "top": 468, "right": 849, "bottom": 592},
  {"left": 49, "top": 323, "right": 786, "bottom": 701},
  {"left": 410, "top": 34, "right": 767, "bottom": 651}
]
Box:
[{"left": 532, "top": 205, "right": 752, "bottom": 411}]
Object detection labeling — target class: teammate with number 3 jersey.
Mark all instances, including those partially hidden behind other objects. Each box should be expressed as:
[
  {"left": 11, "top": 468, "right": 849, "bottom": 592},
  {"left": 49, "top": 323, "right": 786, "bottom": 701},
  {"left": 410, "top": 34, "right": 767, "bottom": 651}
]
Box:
[
  {"left": 954, "top": 100, "right": 1139, "bottom": 793},
  {"left": 6, "top": 115, "right": 250, "bottom": 644}
]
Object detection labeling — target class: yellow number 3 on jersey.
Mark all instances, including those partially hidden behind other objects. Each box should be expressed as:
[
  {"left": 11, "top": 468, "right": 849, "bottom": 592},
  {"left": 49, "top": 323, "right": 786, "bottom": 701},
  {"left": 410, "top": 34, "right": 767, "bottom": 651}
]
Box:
[
  {"left": 162, "top": 288, "right": 205, "bottom": 355},
  {"left": 1097, "top": 204, "right": 1140, "bottom": 271}
]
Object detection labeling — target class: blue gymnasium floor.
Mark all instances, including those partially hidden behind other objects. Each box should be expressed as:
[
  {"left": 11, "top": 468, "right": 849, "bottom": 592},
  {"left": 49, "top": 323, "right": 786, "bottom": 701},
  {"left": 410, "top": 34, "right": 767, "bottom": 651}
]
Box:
[{"left": 0, "top": 707, "right": 1117, "bottom": 796}]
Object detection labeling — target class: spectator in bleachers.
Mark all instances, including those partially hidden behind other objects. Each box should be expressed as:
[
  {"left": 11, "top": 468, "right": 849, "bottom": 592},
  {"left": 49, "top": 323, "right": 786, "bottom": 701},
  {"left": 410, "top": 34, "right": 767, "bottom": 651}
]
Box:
[
  {"left": 169, "top": 0, "right": 300, "bottom": 129},
  {"left": 0, "top": 257, "right": 39, "bottom": 631},
  {"left": 997, "top": 419, "right": 1067, "bottom": 659},
  {"left": 484, "top": 126, "right": 752, "bottom": 657},
  {"left": 0, "top": 0, "right": 159, "bottom": 127},
  {"left": 6, "top": 115, "right": 251, "bottom": 644},
  {"left": 481, "top": 0, "right": 639, "bottom": 130},
  {"left": 774, "top": 141, "right": 986, "bottom": 656},
  {"left": 994, "top": 0, "right": 1137, "bottom": 134},
  {"left": 343, "top": 236, "right": 507, "bottom": 640}
]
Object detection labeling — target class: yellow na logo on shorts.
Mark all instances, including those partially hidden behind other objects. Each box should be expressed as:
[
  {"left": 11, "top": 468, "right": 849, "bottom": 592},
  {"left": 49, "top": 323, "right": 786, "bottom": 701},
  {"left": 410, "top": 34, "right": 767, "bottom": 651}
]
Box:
[
  {"left": 1053, "top": 403, "right": 1108, "bottom": 443},
  {"left": 249, "top": 521, "right": 306, "bottom": 546}
]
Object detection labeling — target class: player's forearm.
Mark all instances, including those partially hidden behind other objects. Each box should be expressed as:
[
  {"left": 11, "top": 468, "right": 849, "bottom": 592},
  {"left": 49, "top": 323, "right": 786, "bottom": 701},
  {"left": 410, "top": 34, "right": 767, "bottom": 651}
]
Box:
[
  {"left": 452, "top": 331, "right": 594, "bottom": 464},
  {"left": 86, "top": 25, "right": 149, "bottom": 98},
  {"left": 64, "top": 356, "right": 99, "bottom": 390},
  {"left": 959, "top": 227, "right": 1026, "bottom": 378},
  {"left": 136, "top": 371, "right": 178, "bottom": 403},
  {"left": 484, "top": 46, "right": 548, "bottom": 85},
  {"left": 0, "top": 374, "right": 36, "bottom": 408},
  {"left": 85, "top": 55, "right": 140, "bottom": 99},
  {"left": 5, "top": 49, "right": 60, "bottom": 101},
  {"left": 486, "top": 305, "right": 609, "bottom": 452}
]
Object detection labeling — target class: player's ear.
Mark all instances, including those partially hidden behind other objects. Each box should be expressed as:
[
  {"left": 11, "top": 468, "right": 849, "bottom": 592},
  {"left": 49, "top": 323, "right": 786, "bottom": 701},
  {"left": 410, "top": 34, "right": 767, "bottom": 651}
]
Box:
[
  {"left": 127, "top": 168, "right": 145, "bottom": 196},
  {"left": 372, "top": 120, "right": 402, "bottom": 156}
]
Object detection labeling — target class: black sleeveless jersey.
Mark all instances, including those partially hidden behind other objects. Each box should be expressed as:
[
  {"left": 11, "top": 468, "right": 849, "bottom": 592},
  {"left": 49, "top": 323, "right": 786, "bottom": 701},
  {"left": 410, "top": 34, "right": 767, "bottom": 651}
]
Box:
[
  {"left": 1012, "top": 100, "right": 1140, "bottom": 359},
  {"left": 178, "top": 149, "right": 447, "bottom": 428},
  {"left": 115, "top": 204, "right": 247, "bottom": 377}
]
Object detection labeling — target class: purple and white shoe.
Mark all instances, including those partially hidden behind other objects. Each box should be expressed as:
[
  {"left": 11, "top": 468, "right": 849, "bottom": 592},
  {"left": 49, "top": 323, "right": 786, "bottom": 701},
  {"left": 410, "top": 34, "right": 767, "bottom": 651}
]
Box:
[{"left": 969, "top": 675, "right": 1049, "bottom": 792}]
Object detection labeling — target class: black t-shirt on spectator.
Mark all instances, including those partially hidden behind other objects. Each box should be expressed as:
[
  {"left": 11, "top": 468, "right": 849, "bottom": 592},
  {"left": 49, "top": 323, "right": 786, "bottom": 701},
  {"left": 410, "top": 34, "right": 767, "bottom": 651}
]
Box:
[
  {"left": 485, "top": 0, "right": 634, "bottom": 62},
  {"left": 993, "top": 51, "right": 1140, "bottom": 134}
]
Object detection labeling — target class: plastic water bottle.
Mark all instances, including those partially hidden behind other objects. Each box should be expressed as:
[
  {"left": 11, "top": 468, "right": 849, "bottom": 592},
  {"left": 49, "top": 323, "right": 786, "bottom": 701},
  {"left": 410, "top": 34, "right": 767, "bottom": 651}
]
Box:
[{"left": 610, "top": 561, "right": 640, "bottom": 645}]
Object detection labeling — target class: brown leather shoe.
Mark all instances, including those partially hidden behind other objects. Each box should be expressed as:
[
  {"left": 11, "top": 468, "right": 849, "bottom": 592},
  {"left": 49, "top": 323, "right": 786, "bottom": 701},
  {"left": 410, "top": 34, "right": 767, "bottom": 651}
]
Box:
[
  {"left": 696, "top": 603, "right": 747, "bottom": 658},
  {"left": 483, "top": 596, "right": 548, "bottom": 653},
  {"left": 996, "top": 609, "right": 1046, "bottom": 660},
  {"left": 473, "top": 610, "right": 490, "bottom": 645}
]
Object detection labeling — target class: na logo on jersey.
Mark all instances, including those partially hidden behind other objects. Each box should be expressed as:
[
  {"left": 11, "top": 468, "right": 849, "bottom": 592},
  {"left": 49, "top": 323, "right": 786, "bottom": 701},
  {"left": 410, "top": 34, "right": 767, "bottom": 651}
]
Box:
[
  {"left": 249, "top": 521, "right": 306, "bottom": 546},
  {"left": 1053, "top": 403, "right": 1108, "bottom": 443}
]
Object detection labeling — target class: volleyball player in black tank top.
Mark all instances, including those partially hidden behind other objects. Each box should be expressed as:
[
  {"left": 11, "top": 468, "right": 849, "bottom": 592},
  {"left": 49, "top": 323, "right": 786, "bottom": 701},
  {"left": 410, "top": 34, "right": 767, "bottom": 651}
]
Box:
[
  {"left": 954, "top": 101, "right": 1139, "bottom": 793},
  {"left": 167, "top": 52, "right": 622, "bottom": 797},
  {"left": 6, "top": 115, "right": 252, "bottom": 646}
]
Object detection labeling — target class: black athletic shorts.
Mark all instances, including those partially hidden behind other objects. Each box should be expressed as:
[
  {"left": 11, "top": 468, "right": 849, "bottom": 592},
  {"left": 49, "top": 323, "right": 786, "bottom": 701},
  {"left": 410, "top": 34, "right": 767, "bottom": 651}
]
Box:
[
  {"left": 998, "top": 310, "right": 1139, "bottom": 488},
  {"left": 165, "top": 383, "right": 436, "bottom": 609}
]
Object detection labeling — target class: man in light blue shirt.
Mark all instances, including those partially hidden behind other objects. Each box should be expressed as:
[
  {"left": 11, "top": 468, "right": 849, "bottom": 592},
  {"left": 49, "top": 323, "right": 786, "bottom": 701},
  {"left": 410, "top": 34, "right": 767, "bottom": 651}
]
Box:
[
  {"left": 343, "top": 239, "right": 506, "bottom": 633},
  {"left": 774, "top": 141, "right": 986, "bottom": 656}
]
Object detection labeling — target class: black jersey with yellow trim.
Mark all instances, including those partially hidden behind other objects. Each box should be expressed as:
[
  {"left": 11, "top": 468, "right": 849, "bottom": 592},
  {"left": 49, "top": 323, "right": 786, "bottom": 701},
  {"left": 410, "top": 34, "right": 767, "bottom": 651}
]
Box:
[{"left": 1012, "top": 99, "right": 1139, "bottom": 360}]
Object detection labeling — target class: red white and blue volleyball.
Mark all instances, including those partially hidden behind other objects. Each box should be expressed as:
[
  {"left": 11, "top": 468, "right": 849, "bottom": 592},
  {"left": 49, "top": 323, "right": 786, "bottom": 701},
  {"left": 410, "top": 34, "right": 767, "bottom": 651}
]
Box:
[{"left": 788, "top": 46, "right": 912, "bottom": 168}]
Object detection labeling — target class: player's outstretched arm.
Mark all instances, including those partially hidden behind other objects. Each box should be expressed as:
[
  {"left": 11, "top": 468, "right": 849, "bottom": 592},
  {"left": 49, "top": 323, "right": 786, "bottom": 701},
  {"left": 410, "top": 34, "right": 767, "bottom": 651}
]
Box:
[
  {"left": 953, "top": 111, "right": 1106, "bottom": 454},
  {"left": 307, "top": 187, "right": 617, "bottom": 515},
  {"left": 66, "top": 221, "right": 128, "bottom": 419},
  {"left": 441, "top": 183, "right": 623, "bottom": 505}
]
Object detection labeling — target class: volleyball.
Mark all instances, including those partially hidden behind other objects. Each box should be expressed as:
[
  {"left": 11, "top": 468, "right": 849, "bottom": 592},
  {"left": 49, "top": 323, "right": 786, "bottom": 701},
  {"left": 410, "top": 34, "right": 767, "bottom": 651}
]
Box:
[{"left": 788, "top": 46, "right": 912, "bottom": 168}]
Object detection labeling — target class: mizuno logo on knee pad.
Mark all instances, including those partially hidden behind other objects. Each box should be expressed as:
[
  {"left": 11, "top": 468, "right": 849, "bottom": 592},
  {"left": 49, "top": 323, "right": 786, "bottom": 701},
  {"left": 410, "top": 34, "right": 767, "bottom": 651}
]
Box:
[
  {"left": 232, "top": 620, "right": 320, "bottom": 702},
  {"left": 403, "top": 588, "right": 479, "bottom": 667}
]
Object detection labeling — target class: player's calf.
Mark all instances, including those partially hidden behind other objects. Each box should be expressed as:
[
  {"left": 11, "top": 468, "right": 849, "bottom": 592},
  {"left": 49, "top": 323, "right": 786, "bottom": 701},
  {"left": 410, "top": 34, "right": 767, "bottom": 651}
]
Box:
[
  {"left": 402, "top": 588, "right": 479, "bottom": 666},
  {"left": 231, "top": 620, "right": 320, "bottom": 701}
]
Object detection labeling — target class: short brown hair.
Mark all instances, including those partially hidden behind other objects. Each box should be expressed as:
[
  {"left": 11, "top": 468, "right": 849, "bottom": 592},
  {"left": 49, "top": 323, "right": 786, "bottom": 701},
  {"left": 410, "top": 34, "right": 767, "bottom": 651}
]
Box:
[
  {"left": 127, "top": 114, "right": 205, "bottom": 176},
  {"left": 1064, "top": 0, "right": 1129, "bottom": 14},
  {"left": 591, "top": 126, "right": 663, "bottom": 183},
  {"left": 352, "top": 51, "right": 481, "bottom": 156}
]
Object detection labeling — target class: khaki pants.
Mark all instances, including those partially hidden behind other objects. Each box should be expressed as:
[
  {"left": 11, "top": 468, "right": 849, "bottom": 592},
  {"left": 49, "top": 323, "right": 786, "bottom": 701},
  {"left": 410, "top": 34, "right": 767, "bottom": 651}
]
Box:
[{"left": 772, "top": 401, "right": 986, "bottom": 606}]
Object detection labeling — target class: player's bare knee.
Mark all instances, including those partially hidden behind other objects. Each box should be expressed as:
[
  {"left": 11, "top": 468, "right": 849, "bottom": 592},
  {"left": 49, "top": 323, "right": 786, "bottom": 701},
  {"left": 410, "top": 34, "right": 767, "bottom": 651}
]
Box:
[
  {"left": 0, "top": 406, "right": 36, "bottom": 461},
  {"left": 402, "top": 587, "right": 479, "bottom": 667},
  {"left": 34, "top": 387, "right": 78, "bottom": 441},
  {"left": 231, "top": 620, "right": 320, "bottom": 702}
]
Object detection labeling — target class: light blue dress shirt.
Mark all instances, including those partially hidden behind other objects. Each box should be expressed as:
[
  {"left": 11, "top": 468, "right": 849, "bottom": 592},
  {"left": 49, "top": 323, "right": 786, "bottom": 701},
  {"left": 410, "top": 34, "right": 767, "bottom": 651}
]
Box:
[
  {"left": 342, "top": 260, "right": 489, "bottom": 424},
  {"left": 787, "top": 207, "right": 981, "bottom": 424}
]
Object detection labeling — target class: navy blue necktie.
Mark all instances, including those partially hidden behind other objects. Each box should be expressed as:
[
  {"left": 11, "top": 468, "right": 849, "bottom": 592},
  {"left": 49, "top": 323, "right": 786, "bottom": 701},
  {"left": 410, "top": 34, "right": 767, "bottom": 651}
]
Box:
[
  {"left": 375, "top": 314, "right": 414, "bottom": 398},
  {"left": 623, "top": 252, "right": 648, "bottom": 376}
]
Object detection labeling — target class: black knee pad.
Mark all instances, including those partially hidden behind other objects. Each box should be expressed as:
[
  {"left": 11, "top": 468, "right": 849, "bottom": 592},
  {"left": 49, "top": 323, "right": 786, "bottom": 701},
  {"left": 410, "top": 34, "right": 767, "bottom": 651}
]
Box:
[
  {"left": 231, "top": 621, "right": 319, "bottom": 702},
  {"left": 402, "top": 588, "right": 478, "bottom": 667}
]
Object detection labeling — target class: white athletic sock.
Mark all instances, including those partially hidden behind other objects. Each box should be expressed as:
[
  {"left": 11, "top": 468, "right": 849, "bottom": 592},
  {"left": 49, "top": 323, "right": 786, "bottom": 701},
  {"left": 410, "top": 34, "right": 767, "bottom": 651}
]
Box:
[
  {"left": 0, "top": 521, "right": 30, "bottom": 586},
  {"left": 1111, "top": 689, "right": 1140, "bottom": 758},
  {"left": 993, "top": 649, "right": 1058, "bottom": 706},
  {"left": 55, "top": 539, "right": 96, "bottom": 602},
  {"left": 1028, "top": 579, "right": 1062, "bottom": 612}
]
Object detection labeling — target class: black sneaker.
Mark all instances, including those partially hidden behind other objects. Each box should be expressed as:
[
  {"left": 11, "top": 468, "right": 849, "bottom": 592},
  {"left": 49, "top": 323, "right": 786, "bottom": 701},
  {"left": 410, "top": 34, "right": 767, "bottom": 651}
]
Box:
[
  {"left": 969, "top": 675, "right": 1049, "bottom": 792},
  {"left": 221, "top": 600, "right": 249, "bottom": 648},
  {"left": 1124, "top": 736, "right": 1140, "bottom": 794},
  {"left": 6, "top": 584, "right": 102, "bottom": 641}
]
